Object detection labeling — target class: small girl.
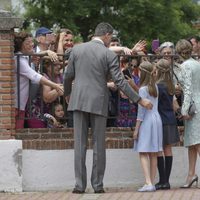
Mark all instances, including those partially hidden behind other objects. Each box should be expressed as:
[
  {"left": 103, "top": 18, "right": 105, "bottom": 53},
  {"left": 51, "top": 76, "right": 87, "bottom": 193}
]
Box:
[
  {"left": 155, "top": 59, "right": 180, "bottom": 190},
  {"left": 133, "top": 61, "right": 163, "bottom": 192},
  {"left": 44, "top": 103, "right": 67, "bottom": 128}
]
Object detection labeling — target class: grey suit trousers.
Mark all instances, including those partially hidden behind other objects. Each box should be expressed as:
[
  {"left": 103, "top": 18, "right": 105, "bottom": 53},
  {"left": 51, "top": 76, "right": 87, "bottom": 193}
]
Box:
[{"left": 73, "top": 111, "right": 107, "bottom": 191}]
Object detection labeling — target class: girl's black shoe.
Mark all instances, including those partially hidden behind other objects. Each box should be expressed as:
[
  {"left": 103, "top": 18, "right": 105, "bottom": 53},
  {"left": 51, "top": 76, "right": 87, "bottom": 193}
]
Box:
[
  {"left": 162, "top": 182, "right": 171, "bottom": 190},
  {"left": 155, "top": 182, "right": 163, "bottom": 190},
  {"left": 155, "top": 182, "right": 170, "bottom": 190}
]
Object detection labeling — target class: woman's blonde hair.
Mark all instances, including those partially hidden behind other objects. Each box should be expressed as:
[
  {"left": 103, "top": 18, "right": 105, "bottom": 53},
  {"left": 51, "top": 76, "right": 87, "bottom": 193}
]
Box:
[
  {"left": 139, "top": 61, "right": 157, "bottom": 97},
  {"left": 156, "top": 59, "right": 175, "bottom": 95},
  {"left": 175, "top": 39, "right": 192, "bottom": 60}
]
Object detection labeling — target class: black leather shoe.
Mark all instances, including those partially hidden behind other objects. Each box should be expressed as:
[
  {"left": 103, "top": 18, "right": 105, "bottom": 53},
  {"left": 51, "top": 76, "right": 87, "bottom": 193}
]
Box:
[
  {"left": 72, "top": 188, "right": 85, "bottom": 194},
  {"left": 162, "top": 182, "right": 170, "bottom": 190},
  {"left": 155, "top": 182, "right": 163, "bottom": 190},
  {"left": 94, "top": 189, "right": 105, "bottom": 193}
]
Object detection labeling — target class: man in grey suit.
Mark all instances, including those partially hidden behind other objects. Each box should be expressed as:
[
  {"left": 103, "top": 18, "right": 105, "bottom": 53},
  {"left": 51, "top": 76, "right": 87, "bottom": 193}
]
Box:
[{"left": 64, "top": 22, "right": 153, "bottom": 194}]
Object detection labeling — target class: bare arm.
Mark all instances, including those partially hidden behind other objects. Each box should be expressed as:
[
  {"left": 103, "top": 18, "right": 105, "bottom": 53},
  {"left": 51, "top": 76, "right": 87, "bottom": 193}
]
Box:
[
  {"left": 37, "top": 50, "right": 58, "bottom": 62},
  {"left": 40, "top": 76, "right": 63, "bottom": 95},
  {"left": 109, "top": 46, "right": 132, "bottom": 55},
  {"left": 133, "top": 120, "right": 142, "bottom": 140},
  {"left": 43, "top": 83, "right": 63, "bottom": 103},
  {"left": 56, "top": 32, "right": 66, "bottom": 60}
]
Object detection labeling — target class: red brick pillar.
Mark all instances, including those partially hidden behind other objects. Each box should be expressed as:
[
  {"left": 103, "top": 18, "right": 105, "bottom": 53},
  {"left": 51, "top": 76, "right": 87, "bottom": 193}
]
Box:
[{"left": 0, "top": 10, "right": 22, "bottom": 138}]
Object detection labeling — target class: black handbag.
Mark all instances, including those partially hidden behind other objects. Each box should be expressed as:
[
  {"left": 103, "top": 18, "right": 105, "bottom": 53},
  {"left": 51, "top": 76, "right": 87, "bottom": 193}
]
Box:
[
  {"left": 188, "top": 100, "right": 197, "bottom": 116},
  {"left": 173, "top": 70, "right": 197, "bottom": 117}
]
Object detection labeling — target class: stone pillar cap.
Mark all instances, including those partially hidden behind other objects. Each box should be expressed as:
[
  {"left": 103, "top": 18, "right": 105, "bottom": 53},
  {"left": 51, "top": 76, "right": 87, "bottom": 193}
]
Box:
[
  {"left": 0, "top": 9, "right": 11, "bottom": 17},
  {"left": 0, "top": 9, "right": 23, "bottom": 30}
]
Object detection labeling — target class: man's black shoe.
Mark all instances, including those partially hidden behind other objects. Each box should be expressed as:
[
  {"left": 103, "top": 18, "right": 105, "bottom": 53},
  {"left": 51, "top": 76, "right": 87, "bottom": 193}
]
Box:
[
  {"left": 72, "top": 188, "right": 85, "bottom": 194},
  {"left": 94, "top": 189, "right": 105, "bottom": 193}
]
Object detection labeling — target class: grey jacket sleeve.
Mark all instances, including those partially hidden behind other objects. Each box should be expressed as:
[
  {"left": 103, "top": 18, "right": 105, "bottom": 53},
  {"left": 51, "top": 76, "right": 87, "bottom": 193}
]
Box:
[
  {"left": 63, "top": 50, "right": 75, "bottom": 96},
  {"left": 107, "top": 51, "right": 141, "bottom": 103}
]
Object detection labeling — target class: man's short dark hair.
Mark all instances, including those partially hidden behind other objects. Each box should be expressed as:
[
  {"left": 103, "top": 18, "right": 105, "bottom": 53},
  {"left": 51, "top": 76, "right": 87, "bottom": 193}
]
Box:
[{"left": 94, "top": 22, "right": 114, "bottom": 36}]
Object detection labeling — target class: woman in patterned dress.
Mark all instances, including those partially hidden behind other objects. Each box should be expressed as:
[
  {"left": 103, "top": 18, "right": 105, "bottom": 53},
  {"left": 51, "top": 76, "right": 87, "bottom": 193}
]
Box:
[{"left": 175, "top": 39, "right": 200, "bottom": 188}]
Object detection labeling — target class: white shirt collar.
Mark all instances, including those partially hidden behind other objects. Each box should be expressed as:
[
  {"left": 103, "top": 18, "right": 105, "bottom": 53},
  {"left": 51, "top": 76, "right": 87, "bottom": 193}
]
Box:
[{"left": 92, "top": 37, "right": 104, "bottom": 45}]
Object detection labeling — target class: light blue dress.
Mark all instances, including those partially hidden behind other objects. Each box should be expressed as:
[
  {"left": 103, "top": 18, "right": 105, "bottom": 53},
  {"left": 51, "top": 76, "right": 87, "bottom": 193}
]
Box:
[
  {"left": 179, "top": 58, "right": 200, "bottom": 147},
  {"left": 134, "top": 86, "right": 163, "bottom": 152}
]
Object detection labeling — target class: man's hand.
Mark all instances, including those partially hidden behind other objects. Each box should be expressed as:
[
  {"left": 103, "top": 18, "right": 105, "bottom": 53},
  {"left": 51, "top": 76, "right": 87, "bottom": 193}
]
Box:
[
  {"left": 107, "top": 82, "right": 117, "bottom": 91},
  {"left": 122, "top": 47, "right": 132, "bottom": 55},
  {"left": 138, "top": 98, "right": 153, "bottom": 110}
]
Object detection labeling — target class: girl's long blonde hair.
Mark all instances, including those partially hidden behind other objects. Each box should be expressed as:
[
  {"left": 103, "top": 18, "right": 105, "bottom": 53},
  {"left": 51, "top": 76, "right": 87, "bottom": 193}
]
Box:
[
  {"left": 139, "top": 61, "right": 157, "bottom": 97},
  {"left": 156, "top": 59, "right": 175, "bottom": 95}
]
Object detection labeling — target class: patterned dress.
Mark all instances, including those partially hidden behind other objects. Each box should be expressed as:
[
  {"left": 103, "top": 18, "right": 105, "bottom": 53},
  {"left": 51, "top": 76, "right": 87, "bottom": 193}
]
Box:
[
  {"left": 116, "top": 74, "right": 139, "bottom": 127},
  {"left": 179, "top": 58, "right": 200, "bottom": 147}
]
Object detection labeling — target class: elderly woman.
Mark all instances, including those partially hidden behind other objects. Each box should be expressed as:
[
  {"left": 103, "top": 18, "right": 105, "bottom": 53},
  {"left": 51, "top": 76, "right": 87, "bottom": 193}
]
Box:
[
  {"left": 175, "top": 39, "right": 200, "bottom": 188},
  {"left": 14, "top": 31, "right": 63, "bottom": 129}
]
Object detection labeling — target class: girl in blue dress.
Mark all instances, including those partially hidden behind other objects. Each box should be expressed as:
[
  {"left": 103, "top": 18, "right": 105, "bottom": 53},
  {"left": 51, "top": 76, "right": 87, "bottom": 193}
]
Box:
[{"left": 133, "top": 61, "right": 163, "bottom": 192}]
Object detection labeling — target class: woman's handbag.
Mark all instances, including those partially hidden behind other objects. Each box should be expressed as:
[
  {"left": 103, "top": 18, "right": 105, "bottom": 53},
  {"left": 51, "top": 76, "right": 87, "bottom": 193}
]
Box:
[
  {"left": 188, "top": 100, "right": 197, "bottom": 116},
  {"left": 173, "top": 70, "right": 197, "bottom": 117}
]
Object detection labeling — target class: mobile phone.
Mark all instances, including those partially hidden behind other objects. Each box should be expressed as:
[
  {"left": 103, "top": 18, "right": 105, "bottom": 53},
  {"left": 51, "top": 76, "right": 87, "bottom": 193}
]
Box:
[
  {"left": 122, "top": 68, "right": 132, "bottom": 79},
  {"left": 152, "top": 39, "right": 159, "bottom": 53}
]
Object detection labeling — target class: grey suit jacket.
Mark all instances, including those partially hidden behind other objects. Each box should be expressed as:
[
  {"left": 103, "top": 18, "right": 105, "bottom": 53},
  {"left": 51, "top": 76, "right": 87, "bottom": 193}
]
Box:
[{"left": 64, "top": 39, "right": 141, "bottom": 117}]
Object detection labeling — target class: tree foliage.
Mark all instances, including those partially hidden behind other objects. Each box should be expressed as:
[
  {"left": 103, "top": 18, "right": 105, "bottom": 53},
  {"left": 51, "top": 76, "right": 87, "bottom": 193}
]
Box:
[{"left": 22, "top": 0, "right": 200, "bottom": 46}]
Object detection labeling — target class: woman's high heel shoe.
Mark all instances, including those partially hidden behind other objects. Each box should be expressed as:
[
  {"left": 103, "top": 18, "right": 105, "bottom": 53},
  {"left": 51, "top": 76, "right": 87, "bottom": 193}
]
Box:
[{"left": 180, "top": 175, "right": 198, "bottom": 188}]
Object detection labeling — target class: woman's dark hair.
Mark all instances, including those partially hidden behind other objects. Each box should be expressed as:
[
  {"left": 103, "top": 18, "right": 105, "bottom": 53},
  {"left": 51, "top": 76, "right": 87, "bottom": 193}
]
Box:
[
  {"left": 54, "top": 29, "right": 73, "bottom": 52},
  {"left": 14, "top": 32, "right": 32, "bottom": 53}
]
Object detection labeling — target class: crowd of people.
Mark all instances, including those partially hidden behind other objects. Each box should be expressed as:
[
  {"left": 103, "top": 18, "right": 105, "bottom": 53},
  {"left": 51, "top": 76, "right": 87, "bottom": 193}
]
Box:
[{"left": 13, "top": 22, "right": 200, "bottom": 193}]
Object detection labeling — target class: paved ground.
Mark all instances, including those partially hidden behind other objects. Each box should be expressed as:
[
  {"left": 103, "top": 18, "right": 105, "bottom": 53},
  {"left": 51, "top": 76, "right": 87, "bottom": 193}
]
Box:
[{"left": 0, "top": 187, "right": 199, "bottom": 200}]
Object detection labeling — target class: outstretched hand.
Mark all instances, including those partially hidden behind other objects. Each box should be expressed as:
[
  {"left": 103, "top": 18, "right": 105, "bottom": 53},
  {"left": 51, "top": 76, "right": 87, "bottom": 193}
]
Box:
[
  {"left": 46, "top": 50, "right": 58, "bottom": 62},
  {"left": 54, "top": 83, "right": 64, "bottom": 96},
  {"left": 132, "top": 40, "right": 147, "bottom": 53}
]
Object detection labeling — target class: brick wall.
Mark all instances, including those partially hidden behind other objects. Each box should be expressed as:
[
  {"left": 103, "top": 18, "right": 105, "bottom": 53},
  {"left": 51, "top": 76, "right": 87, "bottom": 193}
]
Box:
[
  {"left": 15, "top": 127, "right": 184, "bottom": 150},
  {"left": 0, "top": 10, "right": 22, "bottom": 139},
  {"left": 0, "top": 30, "right": 16, "bottom": 139}
]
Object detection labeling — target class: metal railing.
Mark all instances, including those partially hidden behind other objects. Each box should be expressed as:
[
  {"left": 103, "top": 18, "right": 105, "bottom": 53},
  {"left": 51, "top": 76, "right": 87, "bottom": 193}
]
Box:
[{"left": 15, "top": 53, "right": 186, "bottom": 128}]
